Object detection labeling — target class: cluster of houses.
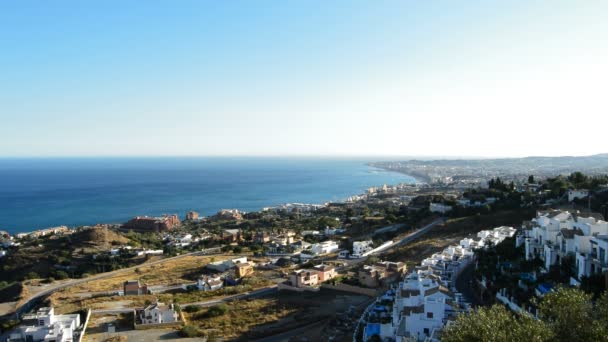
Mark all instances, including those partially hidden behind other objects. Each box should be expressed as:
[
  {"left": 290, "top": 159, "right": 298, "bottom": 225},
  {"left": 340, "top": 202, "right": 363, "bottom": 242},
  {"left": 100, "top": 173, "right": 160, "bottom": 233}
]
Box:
[
  {"left": 262, "top": 203, "right": 326, "bottom": 215},
  {"left": 195, "top": 256, "right": 255, "bottom": 291},
  {"left": 107, "top": 246, "right": 164, "bottom": 257},
  {"left": 518, "top": 209, "right": 608, "bottom": 283},
  {"left": 360, "top": 226, "right": 516, "bottom": 341},
  {"left": 5, "top": 307, "right": 83, "bottom": 342}
]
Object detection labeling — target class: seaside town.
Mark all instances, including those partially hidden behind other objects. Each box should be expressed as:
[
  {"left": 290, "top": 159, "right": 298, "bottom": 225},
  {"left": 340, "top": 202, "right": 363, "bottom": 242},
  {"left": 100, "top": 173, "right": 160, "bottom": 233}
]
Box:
[{"left": 2, "top": 164, "right": 608, "bottom": 341}]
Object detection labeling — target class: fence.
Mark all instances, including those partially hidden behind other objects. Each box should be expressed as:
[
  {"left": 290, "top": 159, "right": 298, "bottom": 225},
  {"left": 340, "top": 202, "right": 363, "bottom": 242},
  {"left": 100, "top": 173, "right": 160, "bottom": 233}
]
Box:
[{"left": 78, "top": 309, "right": 92, "bottom": 342}]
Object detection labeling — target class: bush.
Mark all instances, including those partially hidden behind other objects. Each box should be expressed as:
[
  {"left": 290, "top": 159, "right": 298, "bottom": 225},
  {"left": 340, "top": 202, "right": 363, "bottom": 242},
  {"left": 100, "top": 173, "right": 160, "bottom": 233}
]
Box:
[
  {"left": 178, "top": 325, "right": 204, "bottom": 338},
  {"left": 25, "top": 272, "right": 39, "bottom": 280},
  {"left": 206, "top": 304, "right": 228, "bottom": 317},
  {"left": 183, "top": 305, "right": 201, "bottom": 313},
  {"left": 54, "top": 270, "right": 69, "bottom": 280}
]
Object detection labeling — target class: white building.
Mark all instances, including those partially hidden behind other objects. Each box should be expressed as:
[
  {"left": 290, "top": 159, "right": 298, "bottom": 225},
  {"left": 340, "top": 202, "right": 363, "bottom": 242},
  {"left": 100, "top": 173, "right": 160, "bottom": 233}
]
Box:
[
  {"left": 568, "top": 189, "right": 589, "bottom": 202},
  {"left": 520, "top": 210, "right": 608, "bottom": 278},
  {"left": 8, "top": 307, "right": 80, "bottom": 342},
  {"left": 352, "top": 240, "right": 374, "bottom": 258},
  {"left": 360, "top": 226, "right": 514, "bottom": 341},
  {"left": 310, "top": 240, "right": 340, "bottom": 255},
  {"left": 138, "top": 302, "right": 180, "bottom": 325},
  {"left": 429, "top": 203, "right": 452, "bottom": 214},
  {"left": 197, "top": 275, "right": 223, "bottom": 291},
  {"left": 206, "top": 256, "right": 249, "bottom": 272}
]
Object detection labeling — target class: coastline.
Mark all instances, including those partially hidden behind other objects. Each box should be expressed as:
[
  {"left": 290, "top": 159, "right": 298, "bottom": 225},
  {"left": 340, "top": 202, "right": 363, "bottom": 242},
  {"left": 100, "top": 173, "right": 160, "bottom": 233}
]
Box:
[
  {"left": 0, "top": 160, "right": 417, "bottom": 235},
  {"left": 367, "top": 162, "right": 431, "bottom": 184}
]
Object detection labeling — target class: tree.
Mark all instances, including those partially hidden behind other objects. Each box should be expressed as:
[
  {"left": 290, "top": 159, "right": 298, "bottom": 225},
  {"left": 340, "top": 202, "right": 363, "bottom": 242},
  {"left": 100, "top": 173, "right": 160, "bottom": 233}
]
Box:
[
  {"left": 537, "top": 287, "right": 598, "bottom": 341},
  {"left": 442, "top": 305, "right": 553, "bottom": 342},
  {"left": 25, "top": 272, "right": 39, "bottom": 280}
]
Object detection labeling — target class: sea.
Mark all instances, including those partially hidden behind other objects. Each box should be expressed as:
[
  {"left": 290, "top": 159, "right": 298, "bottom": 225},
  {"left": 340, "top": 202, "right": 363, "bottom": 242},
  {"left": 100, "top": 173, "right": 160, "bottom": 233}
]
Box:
[{"left": 0, "top": 157, "right": 416, "bottom": 234}]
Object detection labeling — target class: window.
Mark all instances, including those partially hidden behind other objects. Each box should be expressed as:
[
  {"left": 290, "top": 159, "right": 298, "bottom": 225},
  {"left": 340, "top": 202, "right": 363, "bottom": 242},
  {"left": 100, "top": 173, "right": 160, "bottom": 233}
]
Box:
[
  {"left": 427, "top": 312, "right": 434, "bottom": 318},
  {"left": 424, "top": 328, "right": 430, "bottom": 335}
]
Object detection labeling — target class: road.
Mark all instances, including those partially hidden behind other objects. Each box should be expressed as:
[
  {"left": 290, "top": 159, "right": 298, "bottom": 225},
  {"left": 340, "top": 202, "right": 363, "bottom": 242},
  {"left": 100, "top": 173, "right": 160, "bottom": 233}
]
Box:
[
  {"left": 91, "top": 285, "right": 278, "bottom": 314},
  {"left": 9, "top": 250, "right": 230, "bottom": 317},
  {"left": 373, "top": 218, "right": 445, "bottom": 255},
  {"left": 11, "top": 219, "right": 444, "bottom": 317}
]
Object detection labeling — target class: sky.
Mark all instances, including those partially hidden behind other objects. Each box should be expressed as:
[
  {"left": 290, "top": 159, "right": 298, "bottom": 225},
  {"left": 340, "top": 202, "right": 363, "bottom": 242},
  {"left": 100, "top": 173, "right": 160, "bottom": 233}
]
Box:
[{"left": 0, "top": 1, "right": 607, "bottom": 158}]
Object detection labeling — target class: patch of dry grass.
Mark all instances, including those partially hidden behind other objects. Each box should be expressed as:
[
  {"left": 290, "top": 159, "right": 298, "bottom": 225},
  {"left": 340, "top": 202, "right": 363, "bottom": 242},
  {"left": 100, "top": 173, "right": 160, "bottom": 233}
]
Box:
[
  {"left": 49, "top": 293, "right": 157, "bottom": 314},
  {"left": 67, "top": 255, "right": 231, "bottom": 293},
  {"left": 184, "top": 298, "right": 296, "bottom": 340}
]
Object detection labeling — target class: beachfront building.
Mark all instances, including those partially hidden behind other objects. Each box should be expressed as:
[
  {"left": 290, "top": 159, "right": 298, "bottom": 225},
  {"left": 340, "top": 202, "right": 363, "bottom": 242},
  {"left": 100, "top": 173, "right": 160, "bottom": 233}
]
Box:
[
  {"left": 122, "top": 215, "right": 180, "bottom": 232},
  {"left": 7, "top": 307, "right": 81, "bottom": 342}
]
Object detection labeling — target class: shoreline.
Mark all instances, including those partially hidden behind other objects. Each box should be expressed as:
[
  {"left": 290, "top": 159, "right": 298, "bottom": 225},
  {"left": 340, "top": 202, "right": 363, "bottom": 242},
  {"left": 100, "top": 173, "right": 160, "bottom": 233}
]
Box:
[
  {"left": 367, "top": 163, "right": 431, "bottom": 184},
  {"left": 2, "top": 164, "right": 419, "bottom": 236}
]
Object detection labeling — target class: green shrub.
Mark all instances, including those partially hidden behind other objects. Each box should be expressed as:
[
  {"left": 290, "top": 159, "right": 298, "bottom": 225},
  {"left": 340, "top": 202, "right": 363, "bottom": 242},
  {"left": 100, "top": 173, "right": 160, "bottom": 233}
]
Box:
[
  {"left": 178, "top": 325, "right": 204, "bottom": 338},
  {"left": 183, "top": 305, "right": 201, "bottom": 313},
  {"left": 206, "top": 304, "right": 228, "bottom": 317}
]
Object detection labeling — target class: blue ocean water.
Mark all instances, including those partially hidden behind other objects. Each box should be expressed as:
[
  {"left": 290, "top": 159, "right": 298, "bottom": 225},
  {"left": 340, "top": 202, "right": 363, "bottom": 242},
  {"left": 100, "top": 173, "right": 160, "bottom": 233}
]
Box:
[{"left": 0, "top": 157, "right": 415, "bottom": 234}]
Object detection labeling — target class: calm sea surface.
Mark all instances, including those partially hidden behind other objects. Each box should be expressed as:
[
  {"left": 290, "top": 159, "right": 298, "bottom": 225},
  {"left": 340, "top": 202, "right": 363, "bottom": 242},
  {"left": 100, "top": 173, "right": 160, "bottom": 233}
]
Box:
[{"left": 0, "top": 157, "right": 415, "bottom": 234}]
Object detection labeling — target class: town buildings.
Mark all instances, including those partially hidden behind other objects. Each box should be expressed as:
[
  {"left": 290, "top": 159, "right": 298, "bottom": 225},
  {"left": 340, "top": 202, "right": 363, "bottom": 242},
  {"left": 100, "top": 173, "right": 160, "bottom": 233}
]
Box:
[
  {"left": 359, "top": 226, "right": 515, "bottom": 341},
  {"left": 7, "top": 307, "right": 81, "bottom": 342},
  {"left": 185, "top": 211, "right": 199, "bottom": 221},
  {"left": 14, "top": 226, "right": 70, "bottom": 239},
  {"left": 520, "top": 209, "right": 608, "bottom": 280},
  {"left": 214, "top": 209, "right": 243, "bottom": 221},
  {"left": 222, "top": 229, "right": 242, "bottom": 243},
  {"left": 122, "top": 215, "right": 180, "bottom": 232}
]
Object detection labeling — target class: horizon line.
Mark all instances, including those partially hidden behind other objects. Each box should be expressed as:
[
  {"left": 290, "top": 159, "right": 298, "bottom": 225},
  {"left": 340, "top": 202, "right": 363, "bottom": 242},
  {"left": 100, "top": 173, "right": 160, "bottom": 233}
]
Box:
[{"left": 0, "top": 153, "right": 605, "bottom": 160}]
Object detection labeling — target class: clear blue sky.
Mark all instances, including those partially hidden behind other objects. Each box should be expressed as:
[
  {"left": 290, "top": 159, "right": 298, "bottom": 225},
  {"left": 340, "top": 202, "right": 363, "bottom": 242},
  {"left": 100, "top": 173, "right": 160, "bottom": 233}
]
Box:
[{"left": 1, "top": 1, "right": 606, "bottom": 157}]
